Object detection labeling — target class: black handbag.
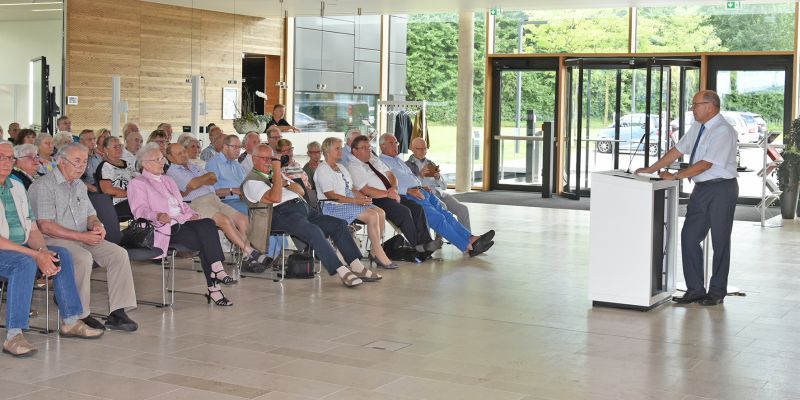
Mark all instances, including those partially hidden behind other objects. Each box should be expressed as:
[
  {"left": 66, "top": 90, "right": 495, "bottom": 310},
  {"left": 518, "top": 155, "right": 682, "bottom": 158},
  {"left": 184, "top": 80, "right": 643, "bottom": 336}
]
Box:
[
  {"left": 120, "top": 218, "right": 156, "bottom": 249},
  {"left": 284, "top": 252, "right": 315, "bottom": 279}
]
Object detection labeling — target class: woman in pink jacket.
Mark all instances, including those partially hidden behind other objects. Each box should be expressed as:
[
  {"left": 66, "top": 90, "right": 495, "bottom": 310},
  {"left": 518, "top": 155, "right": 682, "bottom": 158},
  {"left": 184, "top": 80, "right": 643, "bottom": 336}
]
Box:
[{"left": 127, "top": 143, "right": 235, "bottom": 306}]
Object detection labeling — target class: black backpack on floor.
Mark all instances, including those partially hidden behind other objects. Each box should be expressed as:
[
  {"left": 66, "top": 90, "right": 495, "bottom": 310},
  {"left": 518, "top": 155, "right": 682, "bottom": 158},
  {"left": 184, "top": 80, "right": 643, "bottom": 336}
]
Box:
[
  {"left": 382, "top": 234, "right": 426, "bottom": 263},
  {"left": 284, "top": 252, "right": 315, "bottom": 279}
]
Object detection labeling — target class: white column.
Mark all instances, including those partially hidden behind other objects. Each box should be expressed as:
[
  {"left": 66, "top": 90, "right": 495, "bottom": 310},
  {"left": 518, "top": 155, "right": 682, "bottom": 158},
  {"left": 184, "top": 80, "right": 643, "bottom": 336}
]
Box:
[{"left": 455, "top": 11, "right": 474, "bottom": 192}]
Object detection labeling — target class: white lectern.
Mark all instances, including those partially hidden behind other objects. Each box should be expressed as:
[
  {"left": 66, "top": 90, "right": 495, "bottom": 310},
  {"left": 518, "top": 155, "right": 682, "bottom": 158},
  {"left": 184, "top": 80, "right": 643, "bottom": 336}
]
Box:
[{"left": 589, "top": 170, "right": 679, "bottom": 311}]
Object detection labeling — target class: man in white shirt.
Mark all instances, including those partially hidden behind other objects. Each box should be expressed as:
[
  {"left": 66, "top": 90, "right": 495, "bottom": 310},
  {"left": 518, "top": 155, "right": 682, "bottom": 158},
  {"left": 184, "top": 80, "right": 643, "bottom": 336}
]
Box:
[{"left": 636, "top": 90, "right": 738, "bottom": 306}]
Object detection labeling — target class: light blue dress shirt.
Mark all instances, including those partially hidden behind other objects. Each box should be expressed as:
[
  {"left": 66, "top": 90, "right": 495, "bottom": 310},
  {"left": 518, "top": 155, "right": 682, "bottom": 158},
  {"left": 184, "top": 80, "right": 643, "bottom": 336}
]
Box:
[
  {"left": 205, "top": 152, "right": 245, "bottom": 201},
  {"left": 166, "top": 162, "right": 216, "bottom": 202},
  {"left": 378, "top": 154, "right": 423, "bottom": 195}
]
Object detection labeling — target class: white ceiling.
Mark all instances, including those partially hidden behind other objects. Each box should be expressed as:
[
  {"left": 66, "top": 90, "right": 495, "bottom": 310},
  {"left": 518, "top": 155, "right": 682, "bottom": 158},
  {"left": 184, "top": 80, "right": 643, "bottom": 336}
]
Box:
[
  {"left": 0, "top": 0, "right": 62, "bottom": 22},
  {"left": 144, "top": 0, "right": 792, "bottom": 18}
]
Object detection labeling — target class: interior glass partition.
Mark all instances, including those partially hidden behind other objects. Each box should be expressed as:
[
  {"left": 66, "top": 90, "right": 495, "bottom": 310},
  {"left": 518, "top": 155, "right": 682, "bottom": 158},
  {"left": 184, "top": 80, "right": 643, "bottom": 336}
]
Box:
[{"left": 563, "top": 57, "right": 701, "bottom": 198}]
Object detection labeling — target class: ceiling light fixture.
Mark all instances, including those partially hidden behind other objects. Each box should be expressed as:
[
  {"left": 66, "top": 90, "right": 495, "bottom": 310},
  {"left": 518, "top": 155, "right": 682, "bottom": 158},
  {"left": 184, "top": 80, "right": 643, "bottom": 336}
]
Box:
[
  {"left": 228, "top": 0, "right": 238, "bottom": 85},
  {"left": 316, "top": 1, "right": 326, "bottom": 91},
  {"left": 0, "top": 2, "right": 61, "bottom": 6},
  {"left": 275, "top": 0, "right": 287, "bottom": 89}
]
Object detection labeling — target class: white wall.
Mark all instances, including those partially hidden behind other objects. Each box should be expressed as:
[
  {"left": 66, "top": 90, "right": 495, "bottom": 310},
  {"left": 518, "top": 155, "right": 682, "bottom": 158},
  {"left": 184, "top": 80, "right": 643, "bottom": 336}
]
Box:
[{"left": 0, "top": 19, "right": 63, "bottom": 129}]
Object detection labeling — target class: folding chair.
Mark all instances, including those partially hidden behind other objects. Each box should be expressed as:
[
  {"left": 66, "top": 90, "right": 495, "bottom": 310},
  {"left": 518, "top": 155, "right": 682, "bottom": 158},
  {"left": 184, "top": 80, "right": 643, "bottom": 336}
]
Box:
[{"left": 0, "top": 274, "right": 56, "bottom": 334}]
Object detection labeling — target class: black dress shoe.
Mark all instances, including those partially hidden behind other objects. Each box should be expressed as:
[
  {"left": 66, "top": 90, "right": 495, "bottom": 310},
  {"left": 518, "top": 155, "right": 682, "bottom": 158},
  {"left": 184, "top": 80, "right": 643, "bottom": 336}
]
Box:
[
  {"left": 105, "top": 311, "right": 138, "bottom": 332},
  {"left": 469, "top": 240, "right": 494, "bottom": 257},
  {"left": 80, "top": 315, "right": 106, "bottom": 330},
  {"left": 699, "top": 294, "right": 724, "bottom": 306},
  {"left": 672, "top": 291, "right": 706, "bottom": 304},
  {"left": 482, "top": 230, "right": 495, "bottom": 242}
]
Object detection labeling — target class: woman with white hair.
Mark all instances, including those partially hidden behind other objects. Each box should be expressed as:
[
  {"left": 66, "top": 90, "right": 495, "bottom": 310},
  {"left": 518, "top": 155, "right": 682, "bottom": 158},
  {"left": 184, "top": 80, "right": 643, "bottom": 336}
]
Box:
[
  {"left": 35, "top": 133, "right": 56, "bottom": 176},
  {"left": 128, "top": 143, "right": 236, "bottom": 306},
  {"left": 10, "top": 144, "right": 39, "bottom": 189},
  {"left": 315, "top": 136, "right": 397, "bottom": 268}
]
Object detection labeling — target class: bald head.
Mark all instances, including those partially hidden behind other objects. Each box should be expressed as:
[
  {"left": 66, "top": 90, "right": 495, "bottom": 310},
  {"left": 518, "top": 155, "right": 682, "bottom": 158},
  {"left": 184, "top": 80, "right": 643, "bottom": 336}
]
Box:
[{"left": 166, "top": 143, "right": 188, "bottom": 166}]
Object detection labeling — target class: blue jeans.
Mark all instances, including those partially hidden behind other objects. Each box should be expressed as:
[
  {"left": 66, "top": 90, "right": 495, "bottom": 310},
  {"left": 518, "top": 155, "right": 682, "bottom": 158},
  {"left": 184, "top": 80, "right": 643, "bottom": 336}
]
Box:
[
  {"left": 224, "top": 198, "right": 250, "bottom": 215},
  {"left": 402, "top": 191, "right": 472, "bottom": 251},
  {"left": 0, "top": 246, "right": 84, "bottom": 330}
]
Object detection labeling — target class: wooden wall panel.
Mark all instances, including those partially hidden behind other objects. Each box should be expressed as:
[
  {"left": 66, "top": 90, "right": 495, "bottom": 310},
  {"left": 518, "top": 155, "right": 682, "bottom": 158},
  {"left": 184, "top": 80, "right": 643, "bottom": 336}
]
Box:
[{"left": 66, "top": 0, "right": 282, "bottom": 139}]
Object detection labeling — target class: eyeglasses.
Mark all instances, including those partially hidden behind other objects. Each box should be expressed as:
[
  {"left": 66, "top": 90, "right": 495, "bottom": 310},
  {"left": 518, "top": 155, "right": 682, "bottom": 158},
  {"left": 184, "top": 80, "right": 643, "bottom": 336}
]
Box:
[
  {"left": 354, "top": 146, "right": 371, "bottom": 151},
  {"left": 63, "top": 157, "right": 88, "bottom": 168},
  {"left": 225, "top": 144, "right": 242, "bottom": 150},
  {"left": 252, "top": 155, "right": 270, "bottom": 161},
  {"left": 690, "top": 101, "right": 711, "bottom": 109},
  {"left": 0, "top": 155, "right": 15, "bottom": 163}
]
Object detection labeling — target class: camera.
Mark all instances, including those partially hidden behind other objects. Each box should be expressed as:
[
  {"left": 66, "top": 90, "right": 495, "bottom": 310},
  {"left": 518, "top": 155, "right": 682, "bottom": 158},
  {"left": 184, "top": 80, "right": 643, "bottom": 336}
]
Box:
[
  {"left": 280, "top": 154, "right": 290, "bottom": 167},
  {"left": 53, "top": 254, "right": 60, "bottom": 268}
]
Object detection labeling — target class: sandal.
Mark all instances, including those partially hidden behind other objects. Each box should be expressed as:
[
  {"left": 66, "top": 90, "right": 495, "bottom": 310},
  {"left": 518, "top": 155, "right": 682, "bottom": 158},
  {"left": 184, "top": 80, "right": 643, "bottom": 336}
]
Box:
[
  {"left": 353, "top": 268, "right": 382, "bottom": 282},
  {"left": 340, "top": 271, "right": 363, "bottom": 288},
  {"left": 205, "top": 288, "right": 233, "bottom": 306},
  {"left": 210, "top": 269, "right": 237, "bottom": 285}
]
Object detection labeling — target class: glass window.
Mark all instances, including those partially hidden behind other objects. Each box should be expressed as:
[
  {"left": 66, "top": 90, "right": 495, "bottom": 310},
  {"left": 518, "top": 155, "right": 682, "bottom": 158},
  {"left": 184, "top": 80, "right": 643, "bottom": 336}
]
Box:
[
  {"left": 493, "top": 9, "right": 629, "bottom": 54},
  {"left": 387, "top": 12, "right": 487, "bottom": 187},
  {"left": 294, "top": 92, "right": 377, "bottom": 133},
  {"left": 637, "top": 3, "right": 795, "bottom": 52}
]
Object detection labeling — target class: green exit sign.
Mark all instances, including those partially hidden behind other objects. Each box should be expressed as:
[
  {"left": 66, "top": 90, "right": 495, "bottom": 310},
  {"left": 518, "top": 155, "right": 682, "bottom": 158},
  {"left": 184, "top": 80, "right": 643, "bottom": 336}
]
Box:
[
  {"left": 490, "top": 8, "right": 501, "bottom": 16},
  {"left": 726, "top": 1, "right": 741, "bottom": 9}
]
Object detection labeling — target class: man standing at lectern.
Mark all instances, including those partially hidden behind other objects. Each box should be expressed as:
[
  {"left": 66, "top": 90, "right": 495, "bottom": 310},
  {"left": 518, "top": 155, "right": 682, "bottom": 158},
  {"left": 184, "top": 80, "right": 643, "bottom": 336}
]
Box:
[{"left": 635, "top": 90, "right": 738, "bottom": 306}]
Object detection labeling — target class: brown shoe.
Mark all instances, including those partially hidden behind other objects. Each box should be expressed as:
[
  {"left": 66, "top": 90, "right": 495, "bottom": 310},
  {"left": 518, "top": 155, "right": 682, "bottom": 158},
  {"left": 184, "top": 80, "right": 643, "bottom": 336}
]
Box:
[
  {"left": 2, "top": 334, "right": 37, "bottom": 357},
  {"left": 60, "top": 320, "right": 105, "bottom": 339}
]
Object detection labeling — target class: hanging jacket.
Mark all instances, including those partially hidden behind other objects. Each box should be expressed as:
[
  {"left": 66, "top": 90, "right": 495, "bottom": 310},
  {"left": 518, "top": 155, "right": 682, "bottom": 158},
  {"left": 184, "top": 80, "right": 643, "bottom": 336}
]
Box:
[
  {"left": 411, "top": 111, "right": 429, "bottom": 148},
  {"left": 394, "top": 111, "right": 413, "bottom": 154}
]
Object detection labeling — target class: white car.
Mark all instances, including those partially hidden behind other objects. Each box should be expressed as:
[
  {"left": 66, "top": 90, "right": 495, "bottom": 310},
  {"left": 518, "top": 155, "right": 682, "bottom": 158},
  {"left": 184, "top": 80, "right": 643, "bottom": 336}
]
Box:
[{"left": 670, "top": 111, "right": 758, "bottom": 143}]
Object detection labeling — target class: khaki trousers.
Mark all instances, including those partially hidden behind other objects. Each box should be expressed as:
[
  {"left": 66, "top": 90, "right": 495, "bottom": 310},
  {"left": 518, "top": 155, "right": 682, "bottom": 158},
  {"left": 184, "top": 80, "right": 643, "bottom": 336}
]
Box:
[{"left": 45, "top": 238, "right": 137, "bottom": 318}]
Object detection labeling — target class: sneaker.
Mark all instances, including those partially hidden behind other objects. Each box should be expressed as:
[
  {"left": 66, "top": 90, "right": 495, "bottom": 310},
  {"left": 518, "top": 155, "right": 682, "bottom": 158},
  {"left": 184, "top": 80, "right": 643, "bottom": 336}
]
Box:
[
  {"left": 60, "top": 320, "right": 105, "bottom": 339},
  {"left": 80, "top": 315, "right": 106, "bottom": 330},
  {"left": 2, "top": 334, "right": 37, "bottom": 357},
  {"left": 105, "top": 311, "right": 138, "bottom": 332}
]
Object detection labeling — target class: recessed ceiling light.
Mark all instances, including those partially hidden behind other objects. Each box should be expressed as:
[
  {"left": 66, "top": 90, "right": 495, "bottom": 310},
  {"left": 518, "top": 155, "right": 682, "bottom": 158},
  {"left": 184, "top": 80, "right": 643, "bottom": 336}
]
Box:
[{"left": 0, "top": 2, "right": 62, "bottom": 6}]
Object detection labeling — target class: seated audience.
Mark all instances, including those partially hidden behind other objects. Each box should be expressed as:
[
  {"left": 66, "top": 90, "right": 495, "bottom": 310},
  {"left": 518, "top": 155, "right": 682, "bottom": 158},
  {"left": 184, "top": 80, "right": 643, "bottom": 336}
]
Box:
[
  {"left": 238, "top": 131, "right": 260, "bottom": 174},
  {"left": 128, "top": 143, "right": 236, "bottom": 306},
  {"left": 315, "top": 137, "right": 397, "bottom": 268},
  {"left": 265, "top": 126, "right": 282, "bottom": 150},
  {"left": 7, "top": 123, "right": 20, "bottom": 143},
  {"left": 157, "top": 123, "right": 173, "bottom": 142},
  {"left": 146, "top": 129, "right": 169, "bottom": 157},
  {"left": 13, "top": 129, "right": 36, "bottom": 146},
  {"left": 340, "top": 129, "right": 364, "bottom": 165},
  {"left": 0, "top": 140, "right": 104, "bottom": 357},
  {"left": 35, "top": 133, "right": 56, "bottom": 176},
  {"left": 95, "top": 136, "right": 137, "bottom": 219},
  {"left": 378, "top": 134, "right": 493, "bottom": 257},
  {"left": 407, "top": 137, "right": 471, "bottom": 230},
  {"left": 242, "top": 144, "right": 381, "bottom": 287},
  {"left": 165, "top": 143, "right": 271, "bottom": 272},
  {"left": 276, "top": 138, "right": 316, "bottom": 205},
  {"left": 122, "top": 122, "right": 139, "bottom": 142},
  {"left": 52, "top": 132, "right": 74, "bottom": 152},
  {"left": 266, "top": 104, "right": 300, "bottom": 133},
  {"left": 29, "top": 143, "right": 139, "bottom": 331},
  {"left": 303, "top": 141, "right": 322, "bottom": 189},
  {"left": 57, "top": 116, "right": 73, "bottom": 140},
  {"left": 348, "top": 135, "right": 440, "bottom": 255},
  {"left": 177, "top": 133, "right": 205, "bottom": 169},
  {"left": 205, "top": 134, "right": 247, "bottom": 214},
  {"left": 123, "top": 129, "right": 143, "bottom": 167},
  {"left": 10, "top": 144, "right": 38, "bottom": 189},
  {"left": 200, "top": 126, "right": 224, "bottom": 161},
  {"left": 82, "top": 129, "right": 109, "bottom": 193}
]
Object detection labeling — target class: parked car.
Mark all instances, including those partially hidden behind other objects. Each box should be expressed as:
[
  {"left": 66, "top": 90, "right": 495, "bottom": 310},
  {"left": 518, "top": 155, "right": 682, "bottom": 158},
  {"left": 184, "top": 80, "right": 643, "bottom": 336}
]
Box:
[
  {"left": 670, "top": 111, "right": 759, "bottom": 143},
  {"left": 294, "top": 111, "right": 329, "bottom": 132},
  {"left": 596, "top": 113, "right": 668, "bottom": 157},
  {"left": 738, "top": 111, "right": 767, "bottom": 136}
]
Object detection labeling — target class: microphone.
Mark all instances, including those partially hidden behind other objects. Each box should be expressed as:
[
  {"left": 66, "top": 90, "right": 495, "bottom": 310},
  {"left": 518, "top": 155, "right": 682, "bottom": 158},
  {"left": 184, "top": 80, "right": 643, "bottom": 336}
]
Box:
[{"left": 625, "top": 131, "right": 648, "bottom": 173}]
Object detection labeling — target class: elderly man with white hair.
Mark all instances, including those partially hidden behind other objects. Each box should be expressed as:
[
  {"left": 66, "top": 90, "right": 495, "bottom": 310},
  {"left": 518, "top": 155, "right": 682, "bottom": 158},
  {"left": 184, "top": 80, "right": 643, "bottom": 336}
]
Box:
[
  {"left": 29, "top": 142, "right": 139, "bottom": 332},
  {"left": 122, "top": 122, "right": 139, "bottom": 142}
]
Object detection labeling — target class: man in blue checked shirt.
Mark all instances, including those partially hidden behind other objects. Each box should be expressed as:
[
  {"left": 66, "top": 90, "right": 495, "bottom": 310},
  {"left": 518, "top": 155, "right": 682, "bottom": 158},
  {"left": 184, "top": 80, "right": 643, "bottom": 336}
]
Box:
[{"left": 205, "top": 134, "right": 248, "bottom": 215}]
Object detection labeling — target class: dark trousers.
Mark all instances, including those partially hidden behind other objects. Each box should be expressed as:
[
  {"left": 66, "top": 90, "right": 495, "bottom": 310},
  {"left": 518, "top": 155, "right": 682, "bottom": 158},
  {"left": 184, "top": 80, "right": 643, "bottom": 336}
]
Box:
[
  {"left": 681, "top": 179, "right": 738, "bottom": 298},
  {"left": 169, "top": 219, "right": 225, "bottom": 287},
  {"left": 88, "top": 192, "right": 122, "bottom": 244},
  {"left": 270, "top": 199, "right": 362, "bottom": 275},
  {"left": 373, "top": 197, "right": 431, "bottom": 246}
]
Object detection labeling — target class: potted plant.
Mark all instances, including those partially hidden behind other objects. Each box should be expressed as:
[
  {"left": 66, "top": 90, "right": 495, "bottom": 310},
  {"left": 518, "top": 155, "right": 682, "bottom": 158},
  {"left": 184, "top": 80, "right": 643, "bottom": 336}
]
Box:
[
  {"left": 233, "top": 87, "right": 270, "bottom": 135},
  {"left": 777, "top": 118, "right": 800, "bottom": 219}
]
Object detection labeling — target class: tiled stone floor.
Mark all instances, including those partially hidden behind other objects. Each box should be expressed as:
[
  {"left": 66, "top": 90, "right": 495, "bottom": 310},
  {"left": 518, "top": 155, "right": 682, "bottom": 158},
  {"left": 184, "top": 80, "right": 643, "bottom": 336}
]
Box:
[{"left": 1, "top": 203, "right": 799, "bottom": 400}]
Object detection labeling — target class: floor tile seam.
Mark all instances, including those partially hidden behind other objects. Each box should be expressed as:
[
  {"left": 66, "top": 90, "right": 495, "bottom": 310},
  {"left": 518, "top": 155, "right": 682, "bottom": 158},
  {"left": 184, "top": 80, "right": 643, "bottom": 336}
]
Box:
[
  {"left": 151, "top": 351, "right": 297, "bottom": 374},
  {"left": 140, "top": 386, "right": 184, "bottom": 400},
  {"left": 8, "top": 385, "right": 110, "bottom": 400}
]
